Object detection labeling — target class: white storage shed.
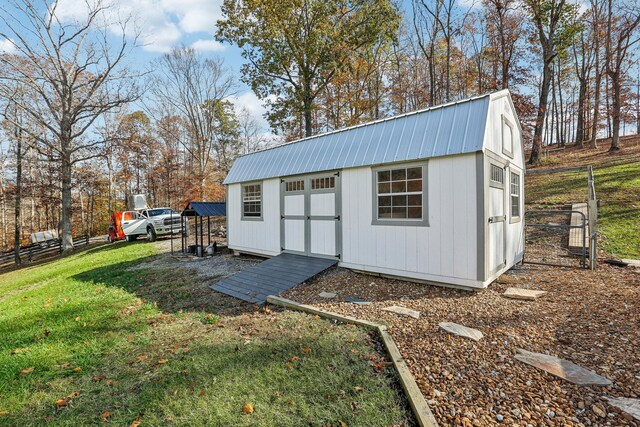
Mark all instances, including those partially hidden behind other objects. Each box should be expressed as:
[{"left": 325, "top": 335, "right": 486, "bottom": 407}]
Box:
[{"left": 223, "top": 90, "right": 525, "bottom": 289}]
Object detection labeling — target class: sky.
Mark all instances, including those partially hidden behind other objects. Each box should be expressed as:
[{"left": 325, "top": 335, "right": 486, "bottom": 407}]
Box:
[{"left": 0, "top": 0, "right": 272, "bottom": 131}]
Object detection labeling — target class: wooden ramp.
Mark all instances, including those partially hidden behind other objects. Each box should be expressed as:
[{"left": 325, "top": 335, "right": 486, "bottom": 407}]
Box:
[
  {"left": 210, "top": 253, "right": 337, "bottom": 304},
  {"left": 569, "top": 203, "right": 589, "bottom": 250}
]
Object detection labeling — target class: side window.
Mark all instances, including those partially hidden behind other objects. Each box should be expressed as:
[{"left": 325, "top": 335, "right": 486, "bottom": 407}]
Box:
[
  {"left": 510, "top": 172, "right": 521, "bottom": 221},
  {"left": 372, "top": 163, "right": 428, "bottom": 226},
  {"left": 242, "top": 183, "right": 262, "bottom": 219}
]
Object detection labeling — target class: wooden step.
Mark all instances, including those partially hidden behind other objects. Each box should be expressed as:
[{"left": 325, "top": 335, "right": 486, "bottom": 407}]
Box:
[{"left": 569, "top": 203, "right": 589, "bottom": 249}]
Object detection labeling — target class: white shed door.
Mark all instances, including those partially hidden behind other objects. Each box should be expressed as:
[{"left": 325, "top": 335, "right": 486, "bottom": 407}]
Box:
[
  {"left": 488, "top": 163, "right": 506, "bottom": 274},
  {"left": 281, "top": 174, "right": 340, "bottom": 258}
]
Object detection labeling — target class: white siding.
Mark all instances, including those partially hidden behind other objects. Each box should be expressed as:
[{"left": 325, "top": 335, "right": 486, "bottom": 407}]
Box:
[
  {"left": 227, "top": 178, "right": 281, "bottom": 256},
  {"left": 481, "top": 93, "right": 526, "bottom": 285},
  {"left": 340, "top": 154, "right": 481, "bottom": 288}
]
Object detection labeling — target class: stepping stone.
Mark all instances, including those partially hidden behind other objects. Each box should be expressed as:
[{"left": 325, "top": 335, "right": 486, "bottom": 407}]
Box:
[
  {"left": 605, "top": 397, "right": 640, "bottom": 421},
  {"left": 514, "top": 349, "right": 612, "bottom": 386},
  {"left": 621, "top": 259, "right": 640, "bottom": 268},
  {"left": 504, "top": 287, "right": 547, "bottom": 301},
  {"left": 497, "top": 275, "right": 518, "bottom": 284},
  {"left": 344, "top": 297, "right": 371, "bottom": 305},
  {"left": 382, "top": 305, "right": 420, "bottom": 319},
  {"left": 439, "top": 322, "right": 483, "bottom": 341},
  {"left": 319, "top": 291, "right": 337, "bottom": 298}
]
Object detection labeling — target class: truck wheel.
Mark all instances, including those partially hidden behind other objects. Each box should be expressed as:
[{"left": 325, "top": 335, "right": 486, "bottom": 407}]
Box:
[
  {"left": 126, "top": 234, "right": 136, "bottom": 242},
  {"left": 147, "top": 227, "right": 157, "bottom": 242}
]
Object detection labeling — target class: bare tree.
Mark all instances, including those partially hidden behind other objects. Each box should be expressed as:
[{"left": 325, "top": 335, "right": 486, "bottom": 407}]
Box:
[
  {"left": 605, "top": 0, "right": 640, "bottom": 151},
  {"left": 0, "top": 0, "right": 141, "bottom": 252},
  {"left": 147, "top": 47, "right": 237, "bottom": 198}
]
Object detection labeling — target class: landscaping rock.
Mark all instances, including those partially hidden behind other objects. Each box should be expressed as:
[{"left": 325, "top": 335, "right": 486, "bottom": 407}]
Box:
[
  {"left": 382, "top": 305, "right": 420, "bottom": 319},
  {"left": 503, "top": 287, "right": 547, "bottom": 300},
  {"left": 514, "top": 349, "right": 613, "bottom": 386},
  {"left": 319, "top": 291, "right": 337, "bottom": 299},
  {"left": 621, "top": 259, "right": 640, "bottom": 268},
  {"left": 605, "top": 397, "right": 640, "bottom": 420},
  {"left": 343, "top": 297, "right": 372, "bottom": 305},
  {"left": 438, "top": 322, "right": 483, "bottom": 341}
]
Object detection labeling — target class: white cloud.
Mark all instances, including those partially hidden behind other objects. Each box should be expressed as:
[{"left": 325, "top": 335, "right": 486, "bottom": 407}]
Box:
[
  {"left": 227, "top": 91, "right": 273, "bottom": 132},
  {"left": 191, "top": 39, "right": 226, "bottom": 52},
  {"left": 0, "top": 38, "right": 16, "bottom": 54},
  {"left": 54, "top": 0, "right": 224, "bottom": 53}
]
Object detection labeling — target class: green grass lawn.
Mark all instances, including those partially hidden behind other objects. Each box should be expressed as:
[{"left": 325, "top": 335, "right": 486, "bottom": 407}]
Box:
[
  {"left": 526, "top": 155, "right": 640, "bottom": 258},
  {"left": 0, "top": 243, "right": 412, "bottom": 426}
]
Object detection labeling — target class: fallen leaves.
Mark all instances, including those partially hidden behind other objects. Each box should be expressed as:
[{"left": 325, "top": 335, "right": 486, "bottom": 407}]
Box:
[
  {"left": 136, "top": 355, "right": 148, "bottom": 362},
  {"left": 100, "top": 411, "right": 112, "bottom": 421},
  {"left": 19, "top": 367, "right": 34, "bottom": 375},
  {"left": 156, "top": 359, "right": 168, "bottom": 365},
  {"left": 0, "top": 411, "right": 9, "bottom": 416},
  {"left": 73, "top": 367, "right": 82, "bottom": 372},
  {"left": 301, "top": 347, "right": 312, "bottom": 354},
  {"left": 11, "top": 348, "right": 28, "bottom": 355},
  {"left": 55, "top": 399, "right": 68, "bottom": 409},
  {"left": 129, "top": 415, "right": 142, "bottom": 427},
  {"left": 354, "top": 386, "right": 364, "bottom": 392},
  {"left": 242, "top": 403, "right": 254, "bottom": 414}
]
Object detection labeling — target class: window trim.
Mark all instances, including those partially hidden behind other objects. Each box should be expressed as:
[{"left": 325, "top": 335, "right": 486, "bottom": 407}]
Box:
[
  {"left": 509, "top": 169, "right": 522, "bottom": 223},
  {"left": 501, "top": 115, "right": 515, "bottom": 159},
  {"left": 241, "top": 181, "right": 263, "bottom": 221},
  {"left": 284, "top": 179, "right": 305, "bottom": 194},
  {"left": 489, "top": 163, "right": 505, "bottom": 189},
  {"left": 371, "top": 161, "right": 429, "bottom": 227}
]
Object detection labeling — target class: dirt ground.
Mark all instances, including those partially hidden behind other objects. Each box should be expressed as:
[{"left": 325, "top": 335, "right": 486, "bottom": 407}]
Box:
[
  {"left": 147, "top": 238, "right": 640, "bottom": 426},
  {"left": 282, "top": 263, "right": 640, "bottom": 427}
]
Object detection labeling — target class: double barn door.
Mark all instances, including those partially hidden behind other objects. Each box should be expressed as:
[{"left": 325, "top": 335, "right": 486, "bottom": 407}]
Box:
[{"left": 281, "top": 172, "right": 341, "bottom": 259}]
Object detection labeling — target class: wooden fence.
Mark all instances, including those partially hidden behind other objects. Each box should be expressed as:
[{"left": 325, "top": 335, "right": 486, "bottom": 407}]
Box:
[{"left": 0, "top": 235, "right": 103, "bottom": 271}]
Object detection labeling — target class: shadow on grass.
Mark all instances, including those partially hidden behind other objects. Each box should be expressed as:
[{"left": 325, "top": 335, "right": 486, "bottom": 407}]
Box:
[{"left": 72, "top": 254, "right": 257, "bottom": 317}]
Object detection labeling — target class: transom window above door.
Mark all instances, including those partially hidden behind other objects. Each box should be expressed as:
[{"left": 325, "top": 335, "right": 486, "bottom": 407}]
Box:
[
  {"left": 285, "top": 180, "right": 304, "bottom": 192},
  {"left": 311, "top": 176, "right": 335, "bottom": 190},
  {"left": 372, "top": 163, "right": 428, "bottom": 226}
]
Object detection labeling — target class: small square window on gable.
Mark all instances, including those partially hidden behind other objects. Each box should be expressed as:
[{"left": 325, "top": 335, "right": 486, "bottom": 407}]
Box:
[{"left": 502, "top": 115, "right": 514, "bottom": 158}]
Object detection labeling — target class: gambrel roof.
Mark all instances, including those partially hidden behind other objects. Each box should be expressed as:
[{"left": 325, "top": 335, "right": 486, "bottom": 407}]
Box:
[{"left": 224, "top": 91, "right": 501, "bottom": 185}]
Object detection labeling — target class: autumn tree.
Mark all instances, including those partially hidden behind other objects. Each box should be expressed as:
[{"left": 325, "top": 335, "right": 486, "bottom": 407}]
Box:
[
  {"left": 148, "top": 47, "right": 237, "bottom": 198},
  {"left": 525, "top": 0, "right": 581, "bottom": 164},
  {"left": 0, "top": 0, "right": 140, "bottom": 251},
  {"left": 217, "top": 0, "right": 400, "bottom": 138},
  {"left": 604, "top": 0, "right": 640, "bottom": 151}
]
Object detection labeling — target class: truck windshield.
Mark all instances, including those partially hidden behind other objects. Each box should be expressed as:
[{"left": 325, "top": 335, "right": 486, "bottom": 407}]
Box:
[{"left": 147, "top": 209, "right": 177, "bottom": 217}]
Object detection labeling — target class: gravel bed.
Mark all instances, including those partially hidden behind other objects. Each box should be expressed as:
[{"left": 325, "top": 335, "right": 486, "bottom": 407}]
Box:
[{"left": 282, "top": 263, "right": 640, "bottom": 426}]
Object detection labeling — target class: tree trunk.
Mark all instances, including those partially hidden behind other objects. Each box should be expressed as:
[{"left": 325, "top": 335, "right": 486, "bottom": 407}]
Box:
[
  {"left": 609, "top": 70, "right": 621, "bottom": 151},
  {"left": 575, "top": 77, "right": 587, "bottom": 147},
  {"left": 529, "top": 56, "right": 553, "bottom": 164},
  {"left": 60, "top": 148, "right": 74, "bottom": 252},
  {"left": 303, "top": 93, "right": 313, "bottom": 137},
  {"left": 14, "top": 131, "right": 22, "bottom": 266}
]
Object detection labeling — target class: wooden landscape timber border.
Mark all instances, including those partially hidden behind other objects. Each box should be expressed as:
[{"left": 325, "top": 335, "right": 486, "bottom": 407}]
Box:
[
  {"left": 266, "top": 295, "right": 439, "bottom": 427},
  {"left": 0, "top": 235, "right": 103, "bottom": 271}
]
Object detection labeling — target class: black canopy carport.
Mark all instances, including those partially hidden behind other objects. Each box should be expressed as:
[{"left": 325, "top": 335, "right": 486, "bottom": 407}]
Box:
[{"left": 181, "top": 201, "right": 226, "bottom": 256}]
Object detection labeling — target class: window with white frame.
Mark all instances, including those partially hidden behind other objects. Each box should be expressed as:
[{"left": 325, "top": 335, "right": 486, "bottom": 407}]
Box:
[
  {"left": 374, "top": 164, "right": 426, "bottom": 224},
  {"left": 242, "top": 183, "right": 262, "bottom": 218},
  {"left": 510, "top": 172, "right": 520, "bottom": 219},
  {"left": 490, "top": 164, "right": 504, "bottom": 185}
]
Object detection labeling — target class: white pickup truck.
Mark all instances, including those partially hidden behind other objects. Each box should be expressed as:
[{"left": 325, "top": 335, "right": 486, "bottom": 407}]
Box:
[{"left": 121, "top": 208, "right": 182, "bottom": 242}]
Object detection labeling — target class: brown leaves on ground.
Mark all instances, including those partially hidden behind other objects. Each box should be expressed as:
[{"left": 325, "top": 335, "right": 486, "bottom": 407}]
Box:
[
  {"left": 242, "top": 403, "right": 254, "bottom": 414},
  {"left": 19, "top": 367, "right": 34, "bottom": 375},
  {"left": 55, "top": 399, "right": 68, "bottom": 409},
  {"left": 0, "top": 411, "right": 9, "bottom": 416},
  {"left": 73, "top": 367, "right": 82, "bottom": 372},
  {"left": 11, "top": 348, "right": 28, "bottom": 354},
  {"left": 354, "top": 386, "right": 364, "bottom": 392},
  {"left": 301, "top": 347, "right": 312, "bottom": 354},
  {"left": 156, "top": 359, "right": 168, "bottom": 365},
  {"left": 129, "top": 415, "right": 142, "bottom": 427},
  {"left": 100, "top": 411, "right": 112, "bottom": 421}
]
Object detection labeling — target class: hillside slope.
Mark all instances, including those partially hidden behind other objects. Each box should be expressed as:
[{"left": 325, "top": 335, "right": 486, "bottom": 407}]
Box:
[{"left": 525, "top": 136, "right": 640, "bottom": 258}]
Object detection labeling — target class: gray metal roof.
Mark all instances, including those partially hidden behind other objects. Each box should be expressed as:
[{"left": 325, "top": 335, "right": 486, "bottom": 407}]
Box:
[
  {"left": 224, "top": 92, "right": 492, "bottom": 184},
  {"left": 182, "top": 201, "right": 226, "bottom": 217}
]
